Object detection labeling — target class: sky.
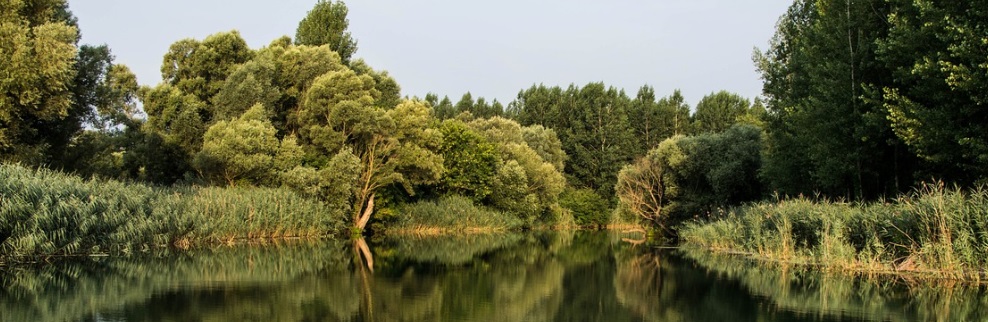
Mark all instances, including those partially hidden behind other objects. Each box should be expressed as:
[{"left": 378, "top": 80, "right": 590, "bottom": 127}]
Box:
[{"left": 67, "top": 1, "right": 792, "bottom": 108}]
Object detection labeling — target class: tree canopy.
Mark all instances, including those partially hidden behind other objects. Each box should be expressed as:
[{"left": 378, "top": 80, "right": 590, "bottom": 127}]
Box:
[{"left": 295, "top": 0, "right": 358, "bottom": 65}]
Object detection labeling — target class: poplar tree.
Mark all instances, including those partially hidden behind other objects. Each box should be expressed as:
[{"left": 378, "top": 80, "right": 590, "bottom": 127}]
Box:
[{"left": 295, "top": 0, "right": 358, "bottom": 64}]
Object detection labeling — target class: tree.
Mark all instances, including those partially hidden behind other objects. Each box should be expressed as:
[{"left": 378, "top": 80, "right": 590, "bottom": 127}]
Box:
[
  {"left": 437, "top": 120, "right": 499, "bottom": 200},
  {"left": 756, "top": 0, "right": 911, "bottom": 198},
  {"left": 161, "top": 31, "right": 253, "bottom": 105},
  {"left": 615, "top": 139, "right": 678, "bottom": 229},
  {"left": 564, "top": 83, "right": 636, "bottom": 198},
  {"left": 259, "top": 41, "right": 346, "bottom": 135},
  {"left": 468, "top": 117, "right": 566, "bottom": 224},
  {"left": 211, "top": 59, "right": 280, "bottom": 122},
  {"left": 194, "top": 104, "right": 302, "bottom": 186},
  {"left": 60, "top": 51, "right": 141, "bottom": 178},
  {"left": 628, "top": 85, "right": 661, "bottom": 150},
  {"left": 878, "top": 0, "right": 988, "bottom": 183},
  {"left": 616, "top": 124, "right": 763, "bottom": 233},
  {"left": 657, "top": 90, "right": 691, "bottom": 137},
  {"left": 140, "top": 84, "right": 207, "bottom": 158},
  {"left": 295, "top": 0, "right": 358, "bottom": 64},
  {"left": 454, "top": 92, "right": 474, "bottom": 116},
  {"left": 692, "top": 91, "right": 751, "bottom": 134},
  {"left": 350, "top": 59, "right": 401, "bottom": 109},
  {"left": 521, "top": 125, "right": 566, "bottom": 172},
  {"left": 433, "top": 95, "right": 455, "bottom": 120},
  {"left": 0, "top": 0, "right": 78, "bottom": 162},
  {"left": 299, "top": 70, "right": 443, "bottom": 231}
]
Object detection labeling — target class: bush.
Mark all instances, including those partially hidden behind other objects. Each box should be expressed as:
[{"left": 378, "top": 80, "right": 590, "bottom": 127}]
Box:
[{"left": 559, "top": 188, "right": 609, "bottom": 228}]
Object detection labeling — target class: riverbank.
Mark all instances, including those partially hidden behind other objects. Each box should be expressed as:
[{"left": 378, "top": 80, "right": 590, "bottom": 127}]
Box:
[
  {"left": 0, "top": 164, "right": 346, "bottom": 263},
  {"left": 679, "top": 183, "right": 988, "bottom": 281}
]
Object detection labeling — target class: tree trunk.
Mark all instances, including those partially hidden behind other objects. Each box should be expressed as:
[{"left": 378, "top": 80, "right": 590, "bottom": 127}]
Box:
[{"left": 355, "top": 193, "right": 375, "bottom": 231}]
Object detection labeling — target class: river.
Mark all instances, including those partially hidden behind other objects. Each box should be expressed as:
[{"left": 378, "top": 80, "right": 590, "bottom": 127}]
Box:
[{"left": 1, "top": 231, "right": 985, "bottom": 321}]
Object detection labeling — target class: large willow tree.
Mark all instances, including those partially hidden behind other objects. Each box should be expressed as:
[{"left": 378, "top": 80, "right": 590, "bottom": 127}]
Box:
[{"left": 298, "top": 70, "right": 443, "bottom": 231}]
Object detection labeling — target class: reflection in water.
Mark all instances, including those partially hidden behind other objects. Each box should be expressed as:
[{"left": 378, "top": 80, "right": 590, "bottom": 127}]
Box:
[
  {"left": 1, "top": 232, "right": 986, "bottom": 321},
  {"left": 680, "top": 249, "right": 988, "bottom": 322}
]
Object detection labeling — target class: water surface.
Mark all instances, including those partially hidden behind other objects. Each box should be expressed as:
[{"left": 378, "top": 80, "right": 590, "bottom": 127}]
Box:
[{"left": 1, "top": 231, "right": 985, "bottom": 321}]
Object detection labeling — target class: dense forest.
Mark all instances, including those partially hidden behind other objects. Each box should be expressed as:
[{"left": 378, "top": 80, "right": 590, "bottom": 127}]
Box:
[{"left": 2, "top": 0, "right": 986, "bottom": 244}]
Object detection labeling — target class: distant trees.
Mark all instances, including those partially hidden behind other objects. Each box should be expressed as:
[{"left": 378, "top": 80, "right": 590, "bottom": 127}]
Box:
[
  {"left": 692, "top": 91, "right": 753, "bottom": 134},
  {"left": 427, "top": 92, "right": 504, "bottom": 120}
]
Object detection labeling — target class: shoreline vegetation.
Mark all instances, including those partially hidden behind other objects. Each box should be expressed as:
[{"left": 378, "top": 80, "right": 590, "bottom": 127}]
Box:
[
  {"left": 3, "top": 162, "right": 988, "bottom": 285},
  {"left": 0, "top": 163, "right": 345, "bottom": 263},
  {"left": 0, "top": 163, "right": 594, "bottom": 264},
  {"left": 679, "top": 183, "right": 988, "bottom": 282},
  {"left": 4, "top": 0, "right": 988, "bottom": 289}
]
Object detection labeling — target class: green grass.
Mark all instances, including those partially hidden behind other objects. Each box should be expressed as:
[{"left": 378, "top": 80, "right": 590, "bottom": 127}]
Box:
[
  {"left": 679, "top": 182, "right": 988, "bottom": 280},
  {"left": 0, "top": 163, "right": 347, "bottom": 261},
  {"left": 389, "top": 195, "right": 525, "bottom": 234}
]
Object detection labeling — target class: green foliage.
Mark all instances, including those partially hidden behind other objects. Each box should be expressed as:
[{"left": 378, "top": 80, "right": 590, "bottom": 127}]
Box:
[
  {"left": 350, "top": 59, "right": 402, "bottom": 109},
  {"left": 282, "top": 147, "right": 362, "bottom": 213},
  {"left": 616, "top": 125, "right": 764, "bottom": 233},
  {"left": 692, "top": 91, "right": 751, "bottom": 134},
  {"left": 878, "top": 0, "right": 988, "bottom": 183},
  {"left": 431, "top": 95, "right": 457, "bottom": 119},
  {"left": 294, "top": 0, "right": 357, "bottom": 64},
  {"left": 299, "top": 70, "right": 444, "bottom": 229},
  {"left": 0, "top": 0, "right": 78, "bottom": 162},
  {"left": 468, "top": 117, "right": 566, "bottom": 226},
  {"left": 510, "top": 83, "right": 648, "bottom": 199},
  {"left": 210, "top": 59, "right": 280, "bottom": 122},
  {"left": 194, "top": 104, "right": 301, "bottom": 186},
  {"left": 756, "top": 0, "right": 917, "bottom": 198},
  {"left": 393, "top": 195, "right": 524, "bottom": 232},
  {"left": 161, "top": 31, "right": 253, "bottom": 104},
  {"left": 559, "top": 188, "right": 609, "bottom": 227},
  {"left": 437, "top": 120, "right": 499, "bottom": 200},
  {"left": 681, "top": 182, "right": 988, "bottom": 279},
  {"left": 0, "top": 163, "right": 346, "bottom": 259},
  {"left": 140, "top": 84, "right": 208, "bottom": 156},
  {"left": 521, "top": 124, "right": 566, "bottom": 172}
]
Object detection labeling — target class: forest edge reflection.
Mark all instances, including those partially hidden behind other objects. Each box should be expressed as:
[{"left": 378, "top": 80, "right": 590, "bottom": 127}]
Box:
[{"left": 1, "top": 231, "right": 986, "bottom": 322}]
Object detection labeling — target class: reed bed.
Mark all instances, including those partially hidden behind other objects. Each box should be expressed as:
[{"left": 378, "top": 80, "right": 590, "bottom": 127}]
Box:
[
  {"left": 0, "top": 163, "right": 346, "bottom": 261},
  {"left": 389, "top": 195, "right": 525, "bottom": 234},
  {"left": 679, "top": 182, "right": 988, "bottom": 281}
]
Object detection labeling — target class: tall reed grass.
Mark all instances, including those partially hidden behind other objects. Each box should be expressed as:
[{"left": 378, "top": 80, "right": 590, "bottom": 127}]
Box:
[
  {"left": 0, "top": 163, "right": 346, "bottom": 261},
  {"left": 389, "top": 195, "right": 525, "bottom": 234},
  {"left": 679, "top": 182, "right": 988, "bottom": 280}
]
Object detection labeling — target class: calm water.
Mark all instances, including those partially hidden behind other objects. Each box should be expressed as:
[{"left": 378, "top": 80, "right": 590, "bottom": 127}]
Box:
[{"left": 1, "top": 231, "right": 986, "bottom": 322}]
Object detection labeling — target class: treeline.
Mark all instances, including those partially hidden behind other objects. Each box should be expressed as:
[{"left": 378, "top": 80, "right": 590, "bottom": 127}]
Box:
[
  {"left": 613, "top": 0, "right": 988, "bottom": 232},
  {"left": 3, "top": 0, "right": 986, "bottom": 237}
]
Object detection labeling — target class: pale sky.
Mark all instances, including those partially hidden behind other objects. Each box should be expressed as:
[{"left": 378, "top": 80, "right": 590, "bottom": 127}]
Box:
[{"left": 68, "top": 1, "right": 791, "bottom": 108}]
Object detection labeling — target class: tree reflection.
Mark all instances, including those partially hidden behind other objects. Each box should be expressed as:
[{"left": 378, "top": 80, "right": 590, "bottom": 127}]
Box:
[{"left": 2, "top": 233, "right": 986, "bottom": 322}]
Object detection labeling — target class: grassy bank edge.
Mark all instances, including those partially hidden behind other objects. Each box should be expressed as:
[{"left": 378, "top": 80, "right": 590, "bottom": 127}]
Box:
[{"left": 678, "top": 183, "right": 988, "bottom": 282}]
